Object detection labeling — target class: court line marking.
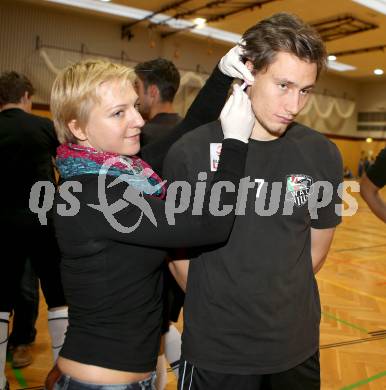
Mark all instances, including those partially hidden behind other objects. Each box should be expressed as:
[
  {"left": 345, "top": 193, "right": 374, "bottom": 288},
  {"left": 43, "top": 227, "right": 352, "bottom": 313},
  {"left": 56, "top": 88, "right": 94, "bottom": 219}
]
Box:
[
  {"left": 13, "top": 368, "right": 28, "bottom": 388},
  {"left": 332, "top": 244, "right": 386, "bottom": 253},
  {"left": 321, "top": 335, "right": 386, "bottom": 349},
  {"left": 324, "top": 257, "right": 386, "bottom": 281},
  {"left": 317, "top": 277, "right": 386, "bottom": 303},
  {"left": 338, "top": 226, "right": 386, "bottom": 240},
  {"left": 321, "top": 311, "right": 369, "bottom": 333},
  {"left": 340, "top": 370, "right": 386, "bottom": 389},
  {"left": 368, "top": 330, "right": 386, "bottom": 336},
  {"left": 16, "top": 387, "right": 43, "bottom": 390},
  {"left": 6, "top": 350, "right": 29, "bottom": 388}
]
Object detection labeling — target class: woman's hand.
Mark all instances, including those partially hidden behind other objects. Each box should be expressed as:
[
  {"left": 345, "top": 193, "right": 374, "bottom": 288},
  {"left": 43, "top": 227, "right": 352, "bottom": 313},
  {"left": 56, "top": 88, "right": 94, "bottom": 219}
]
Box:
[
  {"left": 220, "top": 84, "right": 255, "bottom": 143},
  {"left": 218, "top": 44, "right": 254, "bottom": 84}
]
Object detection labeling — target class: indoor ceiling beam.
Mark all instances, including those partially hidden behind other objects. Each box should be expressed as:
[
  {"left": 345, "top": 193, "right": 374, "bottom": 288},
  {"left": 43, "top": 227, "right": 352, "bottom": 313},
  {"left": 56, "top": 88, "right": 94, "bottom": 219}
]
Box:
[
  {"left": 153, "top": 0, "right": 231, "bottom": 28},
  {"left": 122, "top": 0, "right": 193, "bottom": 38},
  {"left": 160, "top": 0, "right": 277, "bottom": 38},
  {"left": 330, "top": 44, "right": 386, "bottom": 57},
  {"left": 310, "top": 15, "right": 377, "bottom": 42}
]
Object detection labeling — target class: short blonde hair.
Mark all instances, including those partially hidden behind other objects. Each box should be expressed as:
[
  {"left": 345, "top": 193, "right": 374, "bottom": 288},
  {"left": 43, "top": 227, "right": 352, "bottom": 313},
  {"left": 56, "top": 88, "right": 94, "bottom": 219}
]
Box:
[{"left": 50, "top": 60, "right": 133, "bottom": 144}]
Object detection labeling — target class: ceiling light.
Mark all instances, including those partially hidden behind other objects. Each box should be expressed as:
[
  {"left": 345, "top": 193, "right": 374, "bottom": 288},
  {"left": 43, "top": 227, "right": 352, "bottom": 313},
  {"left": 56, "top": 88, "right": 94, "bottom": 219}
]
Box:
[
  {"left": 327, "top": 60, "right": 356, "bottom": 72},
  {"left": 194, "top": 18, "right": 207, "bottom": 28},
  {"left": 45, "top": 0, "right": 150, "bottom": 19},
  {"left": 44, "top": 0, "right": 242, "bottom": 43},
  {"left": 99, "top": 0, "right": 111, "bottom": 2},
  {"left": 188, "top": 25, "right": 241, "bottom": 43},
  {"left": 327, "top": 55, "right": 337, "bottom": 61},
  {"left": 352, "top": 0, "right": 386, "bottom": 15},
  {"left": 366, "top": 137, "right": 373, "bottom": 143},
  {"left": 374, "top": 68, "right": 384, "bottom": 75}
]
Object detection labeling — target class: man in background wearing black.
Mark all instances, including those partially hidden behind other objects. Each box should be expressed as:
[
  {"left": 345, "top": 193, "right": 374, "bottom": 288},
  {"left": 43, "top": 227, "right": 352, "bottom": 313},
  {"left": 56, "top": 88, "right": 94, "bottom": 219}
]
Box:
[
  {"left": 134, "top": 58, "right": 183, "bottom": 389},
  {"left": 0, "top": 71, "right": 68, "bottom": 390},
  {"left": 134, "top": 58, "right": 182, "bottom": 147},
  {"left": 361, "top": 147, "right": 386, "bottom": 222}
]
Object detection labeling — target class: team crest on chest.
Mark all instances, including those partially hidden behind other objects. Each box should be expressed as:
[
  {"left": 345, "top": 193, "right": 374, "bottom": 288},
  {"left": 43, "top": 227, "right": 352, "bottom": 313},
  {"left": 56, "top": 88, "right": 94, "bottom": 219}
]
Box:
[{"left": 285, "top": 174, "right": 313, "bottom": 207}]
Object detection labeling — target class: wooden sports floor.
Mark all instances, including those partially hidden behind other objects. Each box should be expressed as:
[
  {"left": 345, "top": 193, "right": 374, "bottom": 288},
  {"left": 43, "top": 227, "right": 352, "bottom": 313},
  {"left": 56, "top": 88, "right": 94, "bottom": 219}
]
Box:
[{"left": 5, "top": 189, "right": 386, "bottom": 390}]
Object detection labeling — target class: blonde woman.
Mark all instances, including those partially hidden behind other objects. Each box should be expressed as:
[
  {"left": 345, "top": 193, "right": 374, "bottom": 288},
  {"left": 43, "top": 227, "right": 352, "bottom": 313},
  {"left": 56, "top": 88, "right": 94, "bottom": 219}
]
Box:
[{"left": 47, "top": 48, "right": 254, "bottom": 390}]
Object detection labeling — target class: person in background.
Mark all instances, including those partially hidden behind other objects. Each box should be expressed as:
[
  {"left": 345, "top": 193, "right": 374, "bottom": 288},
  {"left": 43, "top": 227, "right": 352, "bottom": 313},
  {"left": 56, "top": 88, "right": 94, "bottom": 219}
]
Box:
[
  {"left": 343, "top": 166, "right": 353, "bottom": 179},
  {"left": 363, "top": 155, "right": 370, "bottom": 173},
  {"left": 134, "top": 58, "right": 182, "bottom": 146},
  {"left": 134, "top": 58, "right": 183, "bottom": 389},
  {"left": 0, "top": 71, "right": 68, "bottom": 390},
  {"left": 358, "top": 153, "right": 364, "bottom": 178},
  {"left": 360, "top": 147, "right": 386, "bottom": 222},
  {"left": 7, "top": 259, "right": 39, "bottom": 369}
]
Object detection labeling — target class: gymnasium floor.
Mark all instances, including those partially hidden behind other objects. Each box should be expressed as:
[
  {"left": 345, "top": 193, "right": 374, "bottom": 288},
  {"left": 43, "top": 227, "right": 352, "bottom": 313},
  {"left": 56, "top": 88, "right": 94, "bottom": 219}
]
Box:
[{"left": 5, "top": 190, "right": 386, "bottom": 390}]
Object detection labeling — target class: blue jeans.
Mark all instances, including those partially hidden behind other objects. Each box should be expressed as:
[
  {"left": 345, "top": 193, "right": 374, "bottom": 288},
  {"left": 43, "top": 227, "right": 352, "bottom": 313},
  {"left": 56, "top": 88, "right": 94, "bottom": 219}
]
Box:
[{"left": 53, "top": 373, "right": 156, "bottom": 390}]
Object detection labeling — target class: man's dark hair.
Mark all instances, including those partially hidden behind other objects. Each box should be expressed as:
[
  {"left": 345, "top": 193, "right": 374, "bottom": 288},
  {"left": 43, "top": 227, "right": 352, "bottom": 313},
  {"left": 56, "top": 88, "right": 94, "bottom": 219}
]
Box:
[
  {"left": 0, "top": 71, "right": 35, "bottom": 106},
  {"left": 134, "top": 58, "right": 180, "bottom": 102},
  {"left": 241, "top": 13, "right": 326, "bottom": 78}
]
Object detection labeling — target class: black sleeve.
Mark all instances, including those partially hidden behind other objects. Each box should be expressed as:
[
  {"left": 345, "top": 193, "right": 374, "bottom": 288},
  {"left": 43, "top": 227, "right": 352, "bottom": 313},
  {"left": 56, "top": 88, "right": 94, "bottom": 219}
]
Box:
[
  {"left": 366, "top": 148, "right": 386, "bottom": 188},
  {"left": 141, "top": 65, "right": 232, "bottom": 174},
  {"left": 311, "top": 142, "right": 343, "bottom": 229},
  {"left": 42, "top": 117, "right": 60, "bottom": 157},
  {"left": 69, "top": 139, "right": 247, "bottom": 248}
]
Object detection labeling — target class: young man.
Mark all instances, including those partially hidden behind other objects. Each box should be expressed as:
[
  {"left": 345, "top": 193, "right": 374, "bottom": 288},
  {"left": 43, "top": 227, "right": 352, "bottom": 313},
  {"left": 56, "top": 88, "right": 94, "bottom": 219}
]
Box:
[
  {"left": 135, "top": 56, "right": 253, "bottom": 390},
  {"left": 360, "top": 147, "right": 386, "bottom": 222},
  {"left": 164, "top": 13, "right": 343, "bottom": 390},
  {"left": 134, "top": 58, "right": 182, "bottom": 146},
  {"left": 0, "top": 71, "right": 68, "bottom": 390}
]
